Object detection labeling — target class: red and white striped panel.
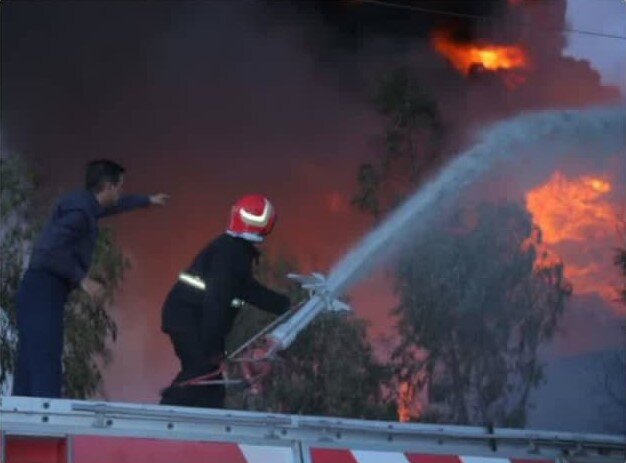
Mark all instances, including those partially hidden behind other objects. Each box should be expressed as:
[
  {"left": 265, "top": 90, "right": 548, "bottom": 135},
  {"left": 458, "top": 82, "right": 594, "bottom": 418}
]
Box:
[
  {"left": 310, "top": 449, "right": 553, "bottom": 463},
  {"left": 72, "top": 436, "right": 294, "bottom": 463}
]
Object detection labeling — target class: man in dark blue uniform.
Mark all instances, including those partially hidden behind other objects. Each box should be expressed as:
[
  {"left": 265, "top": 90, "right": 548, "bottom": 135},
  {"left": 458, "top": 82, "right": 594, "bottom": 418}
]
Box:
[
  {"left": 13, "top": 159, "right": 169, "bottom": 398},
  {"left": 160, "top": 194, "right": 290, "bottom": 408}
]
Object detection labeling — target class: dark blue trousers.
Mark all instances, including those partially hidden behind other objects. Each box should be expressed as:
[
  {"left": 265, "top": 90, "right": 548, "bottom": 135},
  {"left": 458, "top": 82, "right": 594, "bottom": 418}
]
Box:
[{"left": 13, "top": 269, "right": 70, "bottom": 398}]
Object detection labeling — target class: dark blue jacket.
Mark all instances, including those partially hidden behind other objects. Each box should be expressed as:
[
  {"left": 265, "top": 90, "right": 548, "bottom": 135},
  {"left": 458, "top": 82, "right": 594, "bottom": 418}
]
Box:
[{"left": 28, "top": 190, "right": 150, "bottom": 286}]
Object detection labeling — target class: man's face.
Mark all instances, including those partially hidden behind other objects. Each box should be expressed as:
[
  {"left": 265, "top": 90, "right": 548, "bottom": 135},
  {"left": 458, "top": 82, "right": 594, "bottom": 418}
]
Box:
[{"left": 101, "top": 175, "right": 124, "bottom": 207}]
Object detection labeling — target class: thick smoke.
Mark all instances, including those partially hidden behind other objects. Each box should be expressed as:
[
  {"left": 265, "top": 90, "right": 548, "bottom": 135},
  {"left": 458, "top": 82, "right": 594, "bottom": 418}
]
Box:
[{"left": 2, "top": 0, "right": 623, "bottom": 424}]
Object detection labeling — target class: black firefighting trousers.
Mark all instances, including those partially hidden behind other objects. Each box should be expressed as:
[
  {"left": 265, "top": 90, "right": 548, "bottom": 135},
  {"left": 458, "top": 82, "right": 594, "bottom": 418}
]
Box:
[{"left": 159, "top": 331, "right": 225, "bottom": 409}]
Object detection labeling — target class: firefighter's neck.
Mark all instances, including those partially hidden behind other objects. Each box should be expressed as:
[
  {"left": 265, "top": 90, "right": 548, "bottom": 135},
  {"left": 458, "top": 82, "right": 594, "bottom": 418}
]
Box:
[{"left": 226, "top": 230, "right": 264, "bottom": 243}]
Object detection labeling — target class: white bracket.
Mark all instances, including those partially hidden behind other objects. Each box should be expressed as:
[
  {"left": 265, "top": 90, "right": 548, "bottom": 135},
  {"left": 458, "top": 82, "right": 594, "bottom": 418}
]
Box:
[{"left": 287, "top": 273, "right": 351, "bottom": 314}]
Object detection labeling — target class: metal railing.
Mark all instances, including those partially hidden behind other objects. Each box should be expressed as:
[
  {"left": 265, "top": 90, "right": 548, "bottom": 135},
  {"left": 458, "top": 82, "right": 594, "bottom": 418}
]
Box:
[{"left": 1, "top": 396, "right": 624, "bottom": 463}]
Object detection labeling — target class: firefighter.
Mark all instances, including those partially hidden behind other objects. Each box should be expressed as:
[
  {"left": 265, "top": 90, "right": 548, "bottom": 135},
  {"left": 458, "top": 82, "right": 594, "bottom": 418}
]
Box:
[
  {"left": 13, "top": 159, "right": 169, "bottom": 398},
  {"left": 159, "top": 194, "right": 291, "bottom": 409}
]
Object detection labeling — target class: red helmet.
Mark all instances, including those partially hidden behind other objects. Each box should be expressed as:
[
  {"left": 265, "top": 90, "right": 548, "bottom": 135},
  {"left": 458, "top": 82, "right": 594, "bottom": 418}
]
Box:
[{"left": 228, "top": 194, "right": 277, "bottom": 238}]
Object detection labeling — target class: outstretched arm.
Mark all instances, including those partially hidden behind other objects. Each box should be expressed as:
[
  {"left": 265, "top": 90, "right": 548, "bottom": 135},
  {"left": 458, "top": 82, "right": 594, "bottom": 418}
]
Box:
[
  {"left": 99, "top": 193, "right": 169, "bottom": 218},
  {"left": 240, "top": 277, "right": 291, "bottom": 316}
]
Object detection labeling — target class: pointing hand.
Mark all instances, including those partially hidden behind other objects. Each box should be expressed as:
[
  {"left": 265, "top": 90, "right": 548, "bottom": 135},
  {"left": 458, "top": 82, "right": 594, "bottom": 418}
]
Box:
[{"left": 149, "top": 193, "right": 170, "bottom": 206}]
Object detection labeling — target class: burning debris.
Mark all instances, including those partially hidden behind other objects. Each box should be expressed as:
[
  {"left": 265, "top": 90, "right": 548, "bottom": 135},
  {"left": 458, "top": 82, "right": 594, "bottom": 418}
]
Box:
[{"left": 431, "top": 30, "right": 529, "bottom": 88}]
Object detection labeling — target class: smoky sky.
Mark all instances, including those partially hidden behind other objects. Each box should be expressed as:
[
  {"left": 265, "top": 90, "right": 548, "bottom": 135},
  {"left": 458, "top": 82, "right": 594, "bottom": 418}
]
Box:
[
  {"left": 2, "top": 0, "right": 623, "bottom": 423},
  {"left": 1, "top": 0, "right": 510, "bottom": 169},
  {"left": 2, "top": 0, "right": 434, "bottom": 402}
]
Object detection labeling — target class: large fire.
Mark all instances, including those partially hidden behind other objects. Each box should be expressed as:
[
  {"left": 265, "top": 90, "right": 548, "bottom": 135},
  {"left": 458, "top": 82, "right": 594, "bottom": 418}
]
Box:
[
  {"left": 432, "top": 31, "right": 529, "bottom": 87},
  {"left": 527, "top": 173, "right": 614, "bottom": 245},
  {"left": 525, "top": 172, "right": 621, "bottom": 305}
]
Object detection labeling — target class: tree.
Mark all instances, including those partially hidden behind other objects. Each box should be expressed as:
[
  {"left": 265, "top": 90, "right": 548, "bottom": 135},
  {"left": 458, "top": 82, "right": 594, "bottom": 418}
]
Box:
[
  {"left": 352, "top": 68, "right": 443, "bottom": 219},
  {"left": 260, "top": 312, "right": 396, "bottom": 420},
  {"left": 225, "top": 254, "right": 396, "bottom": 420},
  {"left": 352, "top": 71, "right": 570, "bottom": 426},
  {"left": 0, "top": 152, "right": 129, "bottom": 398},
  {"left": 615, "top": 246, "right": 626, "bottom": 305},
  {"left": 595, "top": 245, "right": 626, "bottom": 432},
  {"left": 0, "top": 153, "right": 37, "bottom": 392},
  {"left": 62, "top": 228, "right": 129, "bottom": 399},
  {"left": 392, "top": 203, "right": 570, "bottom": 426},
  {"left": 598, "top": 327, "right": 625, "bottom": 431}
]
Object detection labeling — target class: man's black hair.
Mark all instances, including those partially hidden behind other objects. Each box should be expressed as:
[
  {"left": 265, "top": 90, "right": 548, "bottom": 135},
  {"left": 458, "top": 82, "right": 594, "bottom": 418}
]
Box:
[{"left": 85, "top": 159, "right": 125, "bottom": 193}]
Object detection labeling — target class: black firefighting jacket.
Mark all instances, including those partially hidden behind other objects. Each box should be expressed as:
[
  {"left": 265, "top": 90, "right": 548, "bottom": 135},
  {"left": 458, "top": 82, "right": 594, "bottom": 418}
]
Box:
[{"left": 161, "top": 233, "right": 290, "bottom": 356}]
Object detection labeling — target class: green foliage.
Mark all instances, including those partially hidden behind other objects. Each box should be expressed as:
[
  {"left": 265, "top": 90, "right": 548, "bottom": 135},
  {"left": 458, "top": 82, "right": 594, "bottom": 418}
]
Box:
[
  {"left": 63, "top": 228, "right": 129, "bottom": 398},
  {"left": 351, "top": 69, "right": 571, "bottom": 427},
  {"left": 225, "top": 254, "right": 395, "bottom": 420},
  {"left": 0, "top": 154, "right": 37, "bottom": 388},
  {"left": 597, "top": 246, "right": 626, "bottom": 431},
  {"left": 392, "top": 203, "right": 570, "bottom": 426},
  {"left": 261, "top": 313, "right": 396, "bottom": 420},
  {"left": 614, "top": 246, "right": 626, "bottom": 305},
  {"left": 353, "top": 68, "right": 443, "bottom": 219}
]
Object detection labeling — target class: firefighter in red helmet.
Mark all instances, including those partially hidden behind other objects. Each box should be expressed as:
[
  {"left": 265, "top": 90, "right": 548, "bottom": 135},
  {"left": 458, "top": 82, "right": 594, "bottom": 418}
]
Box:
[{"left": 160, "top": 195, "right": 290, "bottom": 408}]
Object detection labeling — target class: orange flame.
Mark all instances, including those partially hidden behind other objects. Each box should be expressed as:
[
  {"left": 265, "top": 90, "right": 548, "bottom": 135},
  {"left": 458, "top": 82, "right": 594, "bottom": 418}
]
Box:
[
  {"left": 525, "top": 172, "right": 620, "bottom": 303},
  {"left": 432, "top": 31, "right": 529, "bottom": 87},
  {"left": 398, "top": 381, "right": 415, "bottom": 422},
  {"left": 526, "top": 172, "right": 614, "bottom": 245}
]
